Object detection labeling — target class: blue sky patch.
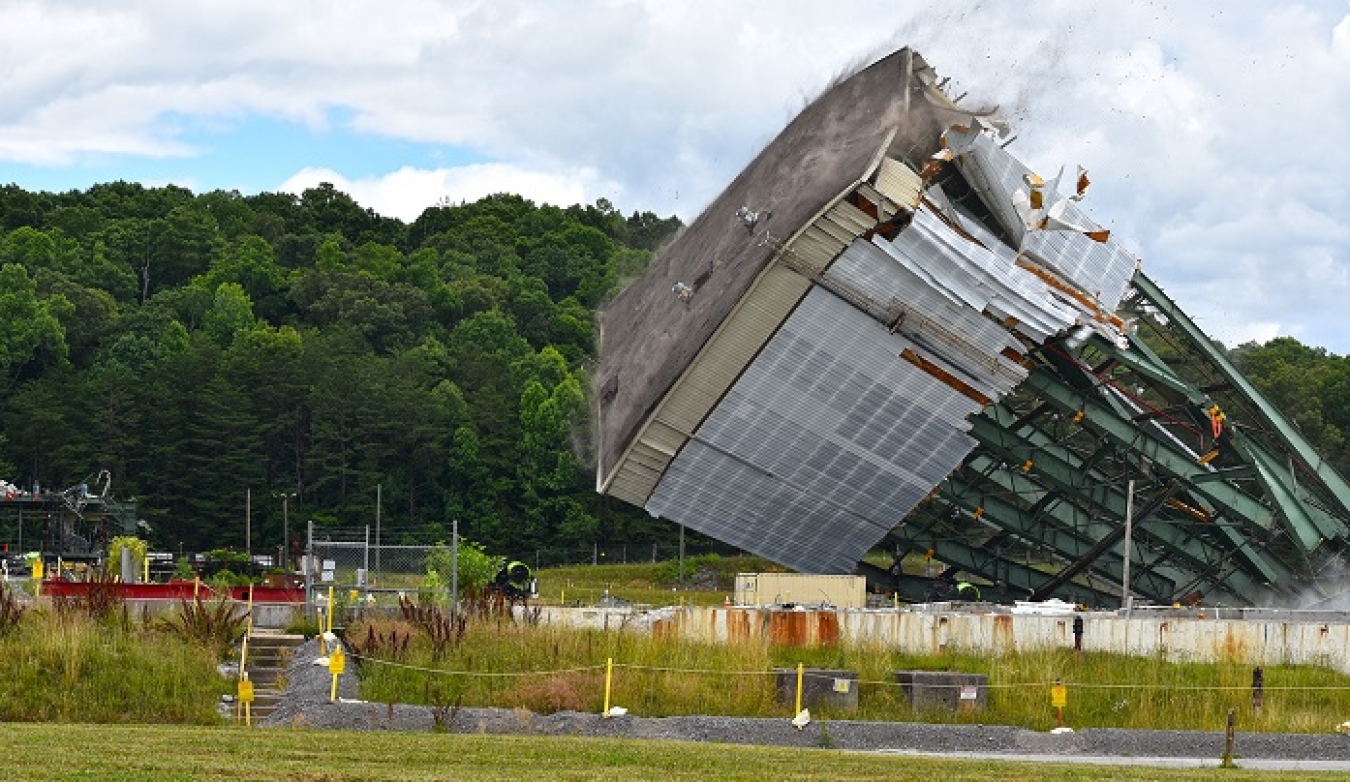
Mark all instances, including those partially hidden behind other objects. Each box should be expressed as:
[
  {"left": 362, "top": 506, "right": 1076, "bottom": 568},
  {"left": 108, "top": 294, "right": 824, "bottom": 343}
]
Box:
[{"left": 0, "top": 110, "right": 488, "bottom": 197}]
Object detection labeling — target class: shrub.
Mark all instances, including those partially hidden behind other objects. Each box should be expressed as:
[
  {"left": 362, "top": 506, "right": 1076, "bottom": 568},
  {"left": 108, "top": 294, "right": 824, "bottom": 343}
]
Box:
[
  {"left": 425, "top": 539, "right": 503, "bottom": 597},
  {"left": 655, "top": 553, "right": 723, "bottom": 586},
  {"left": 107, "top": 536, "right": 149, "bottom": 581}
]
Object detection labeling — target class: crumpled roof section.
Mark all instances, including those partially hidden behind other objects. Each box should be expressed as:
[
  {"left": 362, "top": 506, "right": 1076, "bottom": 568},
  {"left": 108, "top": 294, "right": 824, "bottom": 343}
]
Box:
[{"left": 597, "top": 47, "right": 1350, "bottom": 605}]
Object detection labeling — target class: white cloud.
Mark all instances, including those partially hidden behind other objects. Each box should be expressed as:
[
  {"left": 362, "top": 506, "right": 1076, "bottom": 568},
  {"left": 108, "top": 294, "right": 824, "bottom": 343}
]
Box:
[
  {"left": 277, "top": 162, "right": 614, "bottom": 223},
  {"left": 3, "top": 1, "right": 1350, "bottom": 350}
]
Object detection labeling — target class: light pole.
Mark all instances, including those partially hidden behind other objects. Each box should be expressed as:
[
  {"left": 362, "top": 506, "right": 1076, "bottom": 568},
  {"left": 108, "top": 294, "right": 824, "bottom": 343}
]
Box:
[{"left": 278, "top": 492, "right": 296, "bottom": 572}]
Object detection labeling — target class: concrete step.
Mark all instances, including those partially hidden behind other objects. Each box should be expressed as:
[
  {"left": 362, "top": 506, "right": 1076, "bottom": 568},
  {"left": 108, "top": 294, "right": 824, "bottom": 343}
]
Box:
[
  {"left": 234, "top": 631, "right": 309, "bottom": 723},
  {"left": 243, "top": 668, "right": 286, "bottom": 685},
  {"left": 246, "top": 632, "right": 306, "bottom": 648}
]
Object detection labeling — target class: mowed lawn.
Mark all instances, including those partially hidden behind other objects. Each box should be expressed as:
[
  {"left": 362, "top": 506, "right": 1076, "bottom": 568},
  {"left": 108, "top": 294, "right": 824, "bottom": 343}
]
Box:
[{"left": 0, "top": 723, "right": 1327, "bottom": 780}]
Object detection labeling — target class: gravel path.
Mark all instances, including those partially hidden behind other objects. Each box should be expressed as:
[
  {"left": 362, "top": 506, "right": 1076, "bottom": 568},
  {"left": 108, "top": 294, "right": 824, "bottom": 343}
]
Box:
[{"left": 263, "top": 639, "right": 1350, "bottom": 764}]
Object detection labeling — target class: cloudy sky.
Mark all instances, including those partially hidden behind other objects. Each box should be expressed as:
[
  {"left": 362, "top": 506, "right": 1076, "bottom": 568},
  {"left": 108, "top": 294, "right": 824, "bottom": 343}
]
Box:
[{"left": 2, "top": 1, "right": 1349, "bottom": 352}]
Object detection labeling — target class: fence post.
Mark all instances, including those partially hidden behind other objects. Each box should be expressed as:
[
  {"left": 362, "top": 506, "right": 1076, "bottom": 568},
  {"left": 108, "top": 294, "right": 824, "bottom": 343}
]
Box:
[
  {"left": 1252, "top": 666, "right": 1264, "bottom": 715},
  {"left": 1222, "top": 708, "right": 1236, "bottom": 768},
  {"left": 306, "top": 519, "right": 314, "bottom": 621},
  {"left": 451, "top": 518, "right": 459, "bottom": 618},
  {"left": 795, "top": 662, "right": 804, "bottom": 715}
]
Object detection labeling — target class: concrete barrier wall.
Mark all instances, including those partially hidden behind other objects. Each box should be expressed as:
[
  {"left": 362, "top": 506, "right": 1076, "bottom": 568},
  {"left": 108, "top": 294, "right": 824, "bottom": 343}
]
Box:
[{"left": 525, "top": 605, "right": 1350, "bottom": 674}]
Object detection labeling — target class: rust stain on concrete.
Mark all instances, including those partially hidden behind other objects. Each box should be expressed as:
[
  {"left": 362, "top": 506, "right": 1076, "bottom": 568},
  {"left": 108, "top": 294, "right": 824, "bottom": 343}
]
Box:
[
  {"left": 816, "top": 611, "right": 841, "bottom": 647},
  {"left": 770, "top": 611, "right": 812, "bottom": 647},
  {"left": 992, "top": 614, "right": 1014, "bottom": 650}
]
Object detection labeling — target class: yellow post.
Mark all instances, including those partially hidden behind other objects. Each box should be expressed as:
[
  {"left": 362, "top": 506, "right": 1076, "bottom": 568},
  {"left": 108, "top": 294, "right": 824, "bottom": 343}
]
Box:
[
  {"left": 193, "top": 576, "right": 200, "bottom": 599},
  {"left": 795, "top": 662, "right": 804, "bottom": 715},
  {"left": 143, "top": 555, "right": 149, "bottom": 584},
  {"left": 237, "top": 674, "right": 255, "bottom": 727},
  {"left": 1051, "top": 679, "right": 1068, "bottom": 729},
  {"left": 328, "top": 646, "right": 345, "bottom": 702},
  {"left": 327, "top": 586, "right": 335, "bottom": 632},
  {"left": 602, "top": 657, "right": 613, "bottom": 717}
]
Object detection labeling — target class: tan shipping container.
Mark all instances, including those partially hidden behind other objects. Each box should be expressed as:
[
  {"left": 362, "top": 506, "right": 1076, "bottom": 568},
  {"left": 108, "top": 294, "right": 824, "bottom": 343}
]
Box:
[{"left": 734, "top": 573, "right": 866, "bottom": 609}]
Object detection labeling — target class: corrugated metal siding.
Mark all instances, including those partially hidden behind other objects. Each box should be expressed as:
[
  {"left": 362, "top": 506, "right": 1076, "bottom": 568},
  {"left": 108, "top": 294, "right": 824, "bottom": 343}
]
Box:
[
  {"left": 647, "top": 289, "right": 982, "bottom": 573},
  {"left": 604, "top": 263, "right": 815, "bottom": 506},
  {"left": 944, "top": 124, "right": 1138, "bottom": 315},
  {"left": 874, "top": 156, "right": 923, "bottom": 207}
]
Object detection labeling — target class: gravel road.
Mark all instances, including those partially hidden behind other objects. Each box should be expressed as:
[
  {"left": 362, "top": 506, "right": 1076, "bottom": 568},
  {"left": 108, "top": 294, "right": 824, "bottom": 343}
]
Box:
[{"left": 263, "top": 639, "right": 1350, "bottom": 766}]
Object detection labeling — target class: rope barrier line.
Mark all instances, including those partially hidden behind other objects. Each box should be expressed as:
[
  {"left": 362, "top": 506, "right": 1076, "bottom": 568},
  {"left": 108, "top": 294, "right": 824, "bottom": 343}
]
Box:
[
  {"left": 617, "top": 663, "right": 779, "bottom": 676},
  {"left": 349, "top": 654, "right": 1350, "bottom": 694},
  {"left": 353, "top": 655, "right": 606, "bottom": 678}
]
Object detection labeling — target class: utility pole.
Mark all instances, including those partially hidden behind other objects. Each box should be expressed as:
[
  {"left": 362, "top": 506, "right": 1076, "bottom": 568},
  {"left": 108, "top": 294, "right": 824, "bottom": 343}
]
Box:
[
  {"left": 278, "top": 492, "right": 296, "bottom": 572},
  {"left": 1121, "top": 478, "right": 1135, "bottom": 614},
  {"left": 375, "top": 484, "right": 382, "bottom": 584}
]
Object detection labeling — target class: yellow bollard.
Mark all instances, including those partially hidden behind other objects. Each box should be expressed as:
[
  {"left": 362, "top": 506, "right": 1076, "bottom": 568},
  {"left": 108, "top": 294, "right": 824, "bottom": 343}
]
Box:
[
  {"left": 795, "top": 662, "right": 804, "bottom": 715},
  {"left": 602, "top": 657, "right": 614, "bottom": 717}
]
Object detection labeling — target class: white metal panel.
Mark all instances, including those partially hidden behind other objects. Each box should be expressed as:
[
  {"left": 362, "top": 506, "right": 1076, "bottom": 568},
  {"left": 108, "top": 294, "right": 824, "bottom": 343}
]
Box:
[{"left": 874, "top": 156, "right": 923, "bottom": 207}]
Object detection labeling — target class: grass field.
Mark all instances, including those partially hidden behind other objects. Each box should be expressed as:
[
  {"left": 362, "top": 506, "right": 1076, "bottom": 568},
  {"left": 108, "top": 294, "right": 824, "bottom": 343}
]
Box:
[
  {"left": 533, "top": 554, "right": 781, "bottom": 607},
  {"left": 0, "top": 723, "right": 1330, "bottom": 781}
]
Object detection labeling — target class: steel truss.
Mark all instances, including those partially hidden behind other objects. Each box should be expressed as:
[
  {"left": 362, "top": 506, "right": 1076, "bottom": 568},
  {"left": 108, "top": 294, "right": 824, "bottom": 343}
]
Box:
[{"left": 877, "top": 271, "right": 1350, "bottom": 607}]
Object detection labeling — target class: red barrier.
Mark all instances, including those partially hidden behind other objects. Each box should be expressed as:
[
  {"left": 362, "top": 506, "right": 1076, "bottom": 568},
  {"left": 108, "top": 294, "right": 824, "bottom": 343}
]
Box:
[{"left": 36, "top": 579, "right": 305, "bottom": 603}]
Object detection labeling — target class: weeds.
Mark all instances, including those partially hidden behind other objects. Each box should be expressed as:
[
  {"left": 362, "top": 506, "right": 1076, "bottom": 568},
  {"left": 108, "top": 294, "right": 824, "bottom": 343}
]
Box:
[
  {"left": 429, "top": 687, "right": 464, "bottom": 732},
  {"left": 397, "top": 595, "right": 467, "bottom": 661},
  {"left": 0, "top": 609, "right": 227, "bottom": 723},
  {"left": 53, "top": 571, "right": 126, "bottom": 623},
  {"left": 0, "top": 583, "right": 25, "bottom": 637},
  {"left": 347, "top": 619, "right": 413, "bottom": 664},
  {"left": 153, "top": 596, "right": 249, "bottom": 658},
  {"left": 344, "top": 613, "right": 1350, "bottom": 733}
]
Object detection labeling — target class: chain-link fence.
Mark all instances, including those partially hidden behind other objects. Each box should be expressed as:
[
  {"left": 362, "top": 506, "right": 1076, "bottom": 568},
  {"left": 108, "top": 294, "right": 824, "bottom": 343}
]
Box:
[{"left": 304, "top": 523, "right": 743, "bottom": 606}]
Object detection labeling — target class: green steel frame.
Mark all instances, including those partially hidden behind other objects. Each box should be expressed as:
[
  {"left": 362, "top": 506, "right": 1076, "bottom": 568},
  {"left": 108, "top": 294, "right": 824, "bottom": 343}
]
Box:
[{"left": 876, "top": 271, "right": 1350, "bottom": 607}]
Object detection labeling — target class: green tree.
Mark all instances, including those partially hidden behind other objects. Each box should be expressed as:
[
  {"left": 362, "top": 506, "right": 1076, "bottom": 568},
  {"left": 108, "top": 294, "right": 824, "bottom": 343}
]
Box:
[{"left": 0, "top": 263, "right": 70, "bottom": 386}]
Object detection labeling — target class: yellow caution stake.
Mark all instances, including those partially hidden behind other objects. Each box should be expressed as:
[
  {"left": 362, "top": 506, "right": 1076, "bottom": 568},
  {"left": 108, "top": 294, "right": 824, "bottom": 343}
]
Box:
[
  {"left": 1051, "top": 680, "right": 1067, "bottom": 728},
  {"left": 328, "top": 646, "right": 345, "bottom": 702},
  {"left": 602, "top": 657, "right": 613, "bottom": 718}
]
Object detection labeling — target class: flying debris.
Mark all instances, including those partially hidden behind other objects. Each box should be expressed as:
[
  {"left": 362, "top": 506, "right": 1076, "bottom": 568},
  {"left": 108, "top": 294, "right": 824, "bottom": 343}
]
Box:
[{"left": 596, "top": 47, "right": 1350, "bottom": 607}]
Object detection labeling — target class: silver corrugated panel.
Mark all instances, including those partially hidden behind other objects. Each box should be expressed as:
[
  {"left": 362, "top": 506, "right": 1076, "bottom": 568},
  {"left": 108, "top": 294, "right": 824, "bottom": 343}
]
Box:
[
  {"left": 647, "top": 289, "right": 980, "bottom": 573},
  {"left": 876, "top": 210, "right": 1077, "bottom": 343},
  {"left": 1022, "top": 213, "right": 1137, "bottom": 306},
  {"left": 831, "top": 239, "right": 1026, "bottom": 370},
  {"left": 944, "top": 124, "right": 1137, "bottom": 311},
  {"left": 944, "top": 127, "right": 1028, "bottom": 246}
]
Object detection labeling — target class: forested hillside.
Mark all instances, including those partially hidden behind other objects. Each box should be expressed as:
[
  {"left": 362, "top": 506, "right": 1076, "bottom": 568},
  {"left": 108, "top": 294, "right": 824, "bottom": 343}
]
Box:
[
  {"left": 2, "top": 180, "right": 1348, "bottom": 563},
  {"left": 0, "top": 182, "right": 680, "bottom": 555}
]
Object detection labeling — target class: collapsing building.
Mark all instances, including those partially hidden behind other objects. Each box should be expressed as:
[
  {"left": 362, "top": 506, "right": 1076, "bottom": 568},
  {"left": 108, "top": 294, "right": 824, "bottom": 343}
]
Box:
[{"left": 596, "top": 48, "right": 1350, "bottom": 606}]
